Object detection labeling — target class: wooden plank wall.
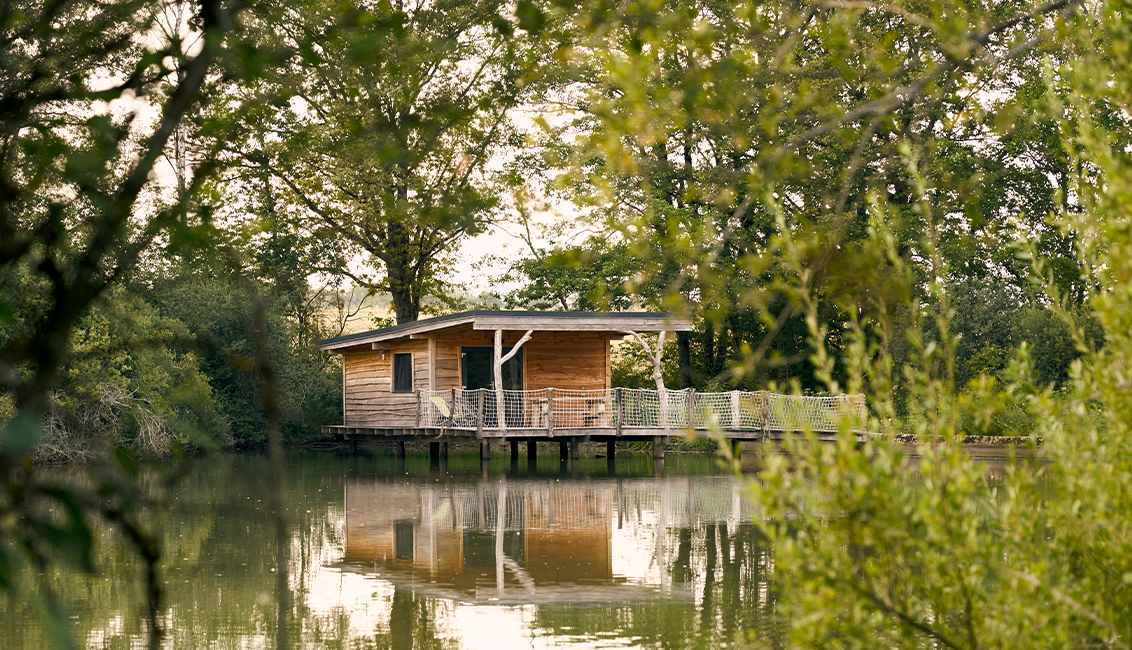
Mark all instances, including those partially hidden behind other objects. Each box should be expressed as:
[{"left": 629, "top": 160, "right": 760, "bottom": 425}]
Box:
[
  {"left": 342, "top": 339, "right": 428, "bottom": 426},
  {"left": 432, "top": 328, "right": 610, "bottom": 391},
  {"left": 341, "top": 329, "right": 612, "bottom": 426}
]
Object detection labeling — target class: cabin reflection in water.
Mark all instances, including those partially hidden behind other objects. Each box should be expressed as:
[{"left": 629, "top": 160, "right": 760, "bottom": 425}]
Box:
[{"left": 342, "top": 475, "right": 762, "bottom": 604}]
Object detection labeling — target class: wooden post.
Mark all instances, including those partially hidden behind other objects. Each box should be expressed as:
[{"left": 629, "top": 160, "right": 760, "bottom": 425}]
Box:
[
  {"left": 480, "top": 440, "right": 490, "bottom": 462},
  {"left": 652, "top": 435, "right": 665, "bottom": 460},
  {"left": 510, "top": 439, "right": 519, "bottom": 461},
  {"left": 348, "top": 439, "right": 358, "bottom": 456},
  {"left": 395, "top": 441, "right": 406, "bottom": 459},
  {"left": 559, "top": 440, "right": 568, "bottom": 461},
  {"left": 732, "top": 440, "right": 742, "bottom": 460},
  {"left": 615, "top": 387, "right": 623, "bottom": 436},
  {"left": 494, "top": 329, "right": 504, "bottom": 432},
  {"left": 527, "top": 440, "right": 537, "bottom": 463},
  {"left": 687, "top": 388, "right": 696, "bottom": 429},
  {"left": 606, "top": 440, "right": 615, "bottom": 460},
  {"left": 440, "top": 442, "right": 448, "bottom": 460},
  {"left": 761, "top": 392, "right": 769, "bottom": 442},
  {"left": 416, "top": 390, "right": 423, "bottom": 428},
  {"left": 570, "top": 438, "right": 579, "bottom": 461},
  {"left": 494, "top": 328, "right": 535, "bottom": 433},
  {"left": 429, "top": 441, "right": 440, "bottom": 461},
  {"left": 730, "top": 391, "right": 741, "bottom": 431},
  {"left": 546, "top": 387, "right": 555, "bottom": 437},
  {"left": 476, "top": 389, "right": 485, "bottom": 438}
]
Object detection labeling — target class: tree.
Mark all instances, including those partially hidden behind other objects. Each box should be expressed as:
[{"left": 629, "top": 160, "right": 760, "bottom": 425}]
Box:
[
  {"left": 0, "top": 0, "right": 301, "bottom": 645},
  {"left": 226, "top": 0, "right": 554, "bottom": 323},
  {"left": 536, "top": 0, "right": 1095, "bottom": 393}
]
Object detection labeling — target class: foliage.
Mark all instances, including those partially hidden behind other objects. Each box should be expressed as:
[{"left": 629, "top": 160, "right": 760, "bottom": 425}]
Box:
[
  {"left": 721, "top": 1, "right": 1132, "bottom": 648},
  {"left": 504, "top": 238, "right": 641, "bottom": 311},
  {"left": 508, "top": 0, "right": 1107, "bottom": 401},
  {"left": 145, "top": 267, "right": 341, "bottom": 445},
  {"left": 219, "top": 0, "right": 554, "bottom": 323}
]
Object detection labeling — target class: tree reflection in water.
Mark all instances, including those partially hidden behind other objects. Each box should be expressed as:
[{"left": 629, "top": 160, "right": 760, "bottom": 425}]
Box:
[{"left": 2, "top": 451, "right": 781, "bottom": 649}]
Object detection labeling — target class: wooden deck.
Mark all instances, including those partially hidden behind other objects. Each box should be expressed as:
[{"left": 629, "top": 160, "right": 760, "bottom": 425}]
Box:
[{"left": 321, "top": 424, "right": 851, "bottom": 443}]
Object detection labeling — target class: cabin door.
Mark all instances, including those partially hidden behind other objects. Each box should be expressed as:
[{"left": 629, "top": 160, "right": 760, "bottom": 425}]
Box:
[
  {"left": 462, "top": 347, "right": 523, "bottom": 426},
  {"left": 461, "top": 347, "right": 524, "bottom": 390}
]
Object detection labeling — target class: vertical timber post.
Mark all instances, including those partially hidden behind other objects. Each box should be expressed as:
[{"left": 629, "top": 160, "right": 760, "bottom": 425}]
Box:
[
  {"left": 570, "top": 438, "right": 579, "bottom": 461},
  {"left": 440, "top": 442, "right": 448, "bottom": 460},
  {"left": 348, "top": 439, "right": 358, "bottom": 456},
  {"left": 761, "top": 392, "right": 769, "bottom": 442},
  {"left": 730, "top": 391, "right": 741, "bottom": 431},
  {"left": 687, "top": 388, "right": 696, "bottom": 429},
  {"left": 430, "top": 441, "right": 440, "bottom": 461},
  {"left": 480, "top": 440, "right": 490, "bottom": 463},
  {"left": 395, "top": 440, "right": 406, "bottom": 459},
  {"left": 546, "top": 388, "right": 555, "bottom": 437},
  {"left": 494, "top": 329, "right": 505, "bottom": 434},
  {"left": 615, "top": 387, "right": 623, "bottom": 436},
  {"left": 510, "top": 439, "right": 519, "bottom": 461},
  {"left": 559, "top": 440, "right": 568, "bottom": 462},
  {"left": 527, "top": 440, "right": 537, "bottom": 465},
  {"left": 476, "top": 389, "right": 485, "bottom": 438},
  {"left": 416, "top": 390, "right": 423, "bottom": 428},
  {"left": 652, "top": 436, "right": 665, "bottom": 460},
  {"left": 606, "top": 440, "right": 616, "bottom": 475},
  {"left": 450, "top": 388, "right": 457, "bottom": 425}
]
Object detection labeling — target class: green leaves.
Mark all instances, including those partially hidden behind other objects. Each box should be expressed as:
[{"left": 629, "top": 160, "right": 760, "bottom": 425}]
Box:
[{"left": 516, "top": 0, "right": 546, "bottom": 34}]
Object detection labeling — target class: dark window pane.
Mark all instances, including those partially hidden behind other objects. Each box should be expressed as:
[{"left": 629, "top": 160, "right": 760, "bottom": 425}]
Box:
[
  {"left": 393, "top": 353, "right": 413, "bottom": 392},
  {"left": 394, "top": 521, "right": 414, "bottom": 560}
]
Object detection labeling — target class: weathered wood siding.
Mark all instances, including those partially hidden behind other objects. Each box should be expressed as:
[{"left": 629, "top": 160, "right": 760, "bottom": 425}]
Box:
[
  {"left": 431, "top": 328, "right": 610, "bottom": 391},
  {"left": 341, "top": 329, "right": 612, "bottom": 426},
  {"left": 342, "top": 339, "right": 429, "bottom": 427}
]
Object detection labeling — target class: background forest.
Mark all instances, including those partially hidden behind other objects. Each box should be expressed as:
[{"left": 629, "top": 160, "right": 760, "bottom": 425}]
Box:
[
  {"left": 5, "top": 0, "right": 1132, "bottom": 647},
  {"left": 0, "top": 0, "right": 1108, "bottom": 459}
]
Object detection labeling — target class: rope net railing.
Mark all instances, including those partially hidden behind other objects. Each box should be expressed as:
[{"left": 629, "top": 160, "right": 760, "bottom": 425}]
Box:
[{"left": 419, "top": 388, "right": 867, "bottom": 433}]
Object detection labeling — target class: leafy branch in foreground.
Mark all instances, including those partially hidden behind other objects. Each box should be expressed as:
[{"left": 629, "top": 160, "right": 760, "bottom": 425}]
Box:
[{"left": 740, "top": 2, "right": 1132, "bottom": 648}]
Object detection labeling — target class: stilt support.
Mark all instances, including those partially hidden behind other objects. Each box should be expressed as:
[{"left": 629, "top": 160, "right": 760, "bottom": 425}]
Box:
[
  {"left": 606, "top": 440, "right": 615, "bottom": 459},
  {"left": 652, "top": 436, "right": 665, "bottom": 460},
  {"left": 348, "top": 439, "right": 358, "bottom": 456},
  {"left": 570, "top": 438, "right": 580, "bottom": 461},
  {"left": 527, "top": 440, "right": 537, "bottom": 463},
  {"left": 510, "top": 439, "right": 519, "bottom": 460},
  {"left": 440, "top": 442, "right": 449, "bottom": 460},
  {"left": 429, "top": 441, "right": 440, "bottom": 461},
  {"left": 732, "top": 440, "right": 742, "bottom": 461},
  {"left": 559, "top": 440, "right": 568, "bottom": 461},
  {"left": 480, "top": 440, "right": 491, "bottom": 461},
  {"left": 395, "top": 441, "right": 406, "bottom": 459}
]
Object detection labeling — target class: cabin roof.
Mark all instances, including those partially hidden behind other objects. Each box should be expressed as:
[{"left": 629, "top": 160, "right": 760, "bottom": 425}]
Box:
[{"left": 317, "top": 309, "right": 693, "bottom": 351}]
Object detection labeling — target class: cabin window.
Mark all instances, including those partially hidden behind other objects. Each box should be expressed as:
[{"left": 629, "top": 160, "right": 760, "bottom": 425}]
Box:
[{"left": 393, "top": 353, "right": 413, "bottom": 392}]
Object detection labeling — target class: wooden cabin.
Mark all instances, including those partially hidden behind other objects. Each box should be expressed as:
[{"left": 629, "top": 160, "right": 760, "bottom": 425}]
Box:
[{"left": 318, "top": 310, "right": 692, "bottom": 430}]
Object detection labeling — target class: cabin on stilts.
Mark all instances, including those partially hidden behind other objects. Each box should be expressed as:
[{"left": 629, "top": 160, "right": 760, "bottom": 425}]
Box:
[{"left": 318, "top": 310, "right": 869, "bottom": 460}]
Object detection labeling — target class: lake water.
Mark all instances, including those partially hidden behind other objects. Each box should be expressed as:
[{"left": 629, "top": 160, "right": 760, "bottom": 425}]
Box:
[{"left": 2, "top": 449, "right": 780, "bottom": 649}]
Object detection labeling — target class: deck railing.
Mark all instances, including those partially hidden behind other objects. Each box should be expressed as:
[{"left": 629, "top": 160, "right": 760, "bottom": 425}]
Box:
[{"left": 418, "top": 387, "right": 867, "bottom": 434}]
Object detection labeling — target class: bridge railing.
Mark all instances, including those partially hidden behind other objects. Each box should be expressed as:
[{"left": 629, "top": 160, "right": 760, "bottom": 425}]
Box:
[{"left": 419, "top": 387, "right": 867, "bottom": 433}]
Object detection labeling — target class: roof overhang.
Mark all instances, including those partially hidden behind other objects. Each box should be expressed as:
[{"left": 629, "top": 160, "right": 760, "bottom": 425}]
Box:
[{"left": 317, "top": 310, "right": 693, "bottom": 352}]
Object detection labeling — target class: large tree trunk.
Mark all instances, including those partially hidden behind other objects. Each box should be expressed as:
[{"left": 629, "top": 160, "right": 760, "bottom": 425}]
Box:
[{"left": 383, "top": 221, "right": 422, "bottom": 324}]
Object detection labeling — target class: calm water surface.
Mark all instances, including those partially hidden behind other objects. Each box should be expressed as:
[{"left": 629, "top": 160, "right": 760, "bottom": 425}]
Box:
[{"left": 3, "top": 450, "right": 780, "bottom": 649}]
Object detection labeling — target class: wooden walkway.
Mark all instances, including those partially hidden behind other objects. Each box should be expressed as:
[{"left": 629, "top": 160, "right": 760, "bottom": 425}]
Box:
[{"left": 323, "top": 388, "right": 868, "bottom": 458}]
